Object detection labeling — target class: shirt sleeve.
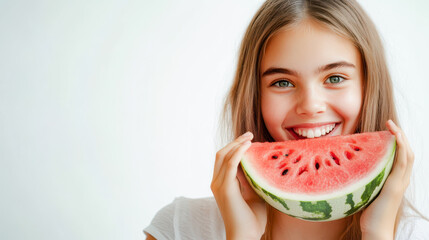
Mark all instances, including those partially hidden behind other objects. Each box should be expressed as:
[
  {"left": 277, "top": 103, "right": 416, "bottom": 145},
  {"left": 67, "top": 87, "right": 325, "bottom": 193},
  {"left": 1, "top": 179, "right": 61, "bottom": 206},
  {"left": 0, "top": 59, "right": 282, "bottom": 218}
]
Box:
[
  {"left": 143, "top": 197, "right": 226, "bottom": 240},
  {"left": 395, "top": 215, "right": 429, "bottom": 240},
  {"left": 173, "top": 197, "right": 226, "bottom": 240},
  {"left": 143, "top": 200, "right": 177, "bottom": 240}
]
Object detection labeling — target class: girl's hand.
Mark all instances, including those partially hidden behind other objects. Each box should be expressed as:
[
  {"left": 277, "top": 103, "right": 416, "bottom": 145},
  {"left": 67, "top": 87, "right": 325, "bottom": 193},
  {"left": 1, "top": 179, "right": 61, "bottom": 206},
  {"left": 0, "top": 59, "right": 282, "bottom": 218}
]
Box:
[
  {"left": 211, "top": 132, "right": 267, "bottom": 240},
  {"left": 360, "top": 120, "right": 414, "bottom": 240}
]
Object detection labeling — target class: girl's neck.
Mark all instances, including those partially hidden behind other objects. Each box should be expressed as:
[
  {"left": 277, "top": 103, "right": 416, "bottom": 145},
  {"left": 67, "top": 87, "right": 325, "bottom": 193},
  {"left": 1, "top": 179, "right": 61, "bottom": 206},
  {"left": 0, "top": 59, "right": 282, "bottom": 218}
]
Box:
[{"left": 270, "top": 208, "right": 350, "bottom": 240}]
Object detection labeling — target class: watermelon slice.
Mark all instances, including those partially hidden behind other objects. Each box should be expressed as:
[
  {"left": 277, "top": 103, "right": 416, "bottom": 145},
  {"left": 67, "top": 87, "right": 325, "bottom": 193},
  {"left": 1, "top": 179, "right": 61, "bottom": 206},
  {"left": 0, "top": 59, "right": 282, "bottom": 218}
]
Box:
[{"left": 241, "top": 131, "right": 396, "bottom": 221}]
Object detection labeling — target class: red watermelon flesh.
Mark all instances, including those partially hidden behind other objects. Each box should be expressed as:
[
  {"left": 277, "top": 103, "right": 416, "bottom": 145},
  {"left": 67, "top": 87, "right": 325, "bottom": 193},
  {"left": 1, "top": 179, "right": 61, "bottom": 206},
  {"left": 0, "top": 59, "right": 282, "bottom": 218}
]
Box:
[{"left": 243, "top": 131, "right": 394, "bottom": 195}]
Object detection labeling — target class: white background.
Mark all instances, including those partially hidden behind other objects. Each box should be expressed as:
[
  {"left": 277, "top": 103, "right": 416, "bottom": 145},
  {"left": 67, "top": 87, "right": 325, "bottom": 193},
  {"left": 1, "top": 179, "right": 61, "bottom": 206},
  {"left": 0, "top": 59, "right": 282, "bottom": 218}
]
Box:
[{"left": 0, "top": 0, "right": 428, "bottom": 239}]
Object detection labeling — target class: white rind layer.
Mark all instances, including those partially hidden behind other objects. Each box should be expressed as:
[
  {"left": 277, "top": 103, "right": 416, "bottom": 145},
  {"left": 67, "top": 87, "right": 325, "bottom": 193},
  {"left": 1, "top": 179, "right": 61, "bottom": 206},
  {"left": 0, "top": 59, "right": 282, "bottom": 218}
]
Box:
[{"left": 241, "top": 136, "right": 396, "bottom": 221}]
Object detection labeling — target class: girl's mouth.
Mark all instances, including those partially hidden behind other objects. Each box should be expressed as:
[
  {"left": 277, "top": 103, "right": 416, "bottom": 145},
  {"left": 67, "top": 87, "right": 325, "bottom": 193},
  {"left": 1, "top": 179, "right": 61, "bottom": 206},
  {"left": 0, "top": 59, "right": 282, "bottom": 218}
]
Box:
[{"left": 287, "top": 123, "right": 339, "bottom": 140}]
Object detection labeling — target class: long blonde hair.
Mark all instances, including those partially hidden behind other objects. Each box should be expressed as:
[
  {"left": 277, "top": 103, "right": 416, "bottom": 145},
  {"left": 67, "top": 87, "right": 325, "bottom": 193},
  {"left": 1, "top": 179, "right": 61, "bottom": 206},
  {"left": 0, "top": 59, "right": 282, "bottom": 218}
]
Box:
[{"left": 222, "top": 0, "right": 399, "bottom": 239}]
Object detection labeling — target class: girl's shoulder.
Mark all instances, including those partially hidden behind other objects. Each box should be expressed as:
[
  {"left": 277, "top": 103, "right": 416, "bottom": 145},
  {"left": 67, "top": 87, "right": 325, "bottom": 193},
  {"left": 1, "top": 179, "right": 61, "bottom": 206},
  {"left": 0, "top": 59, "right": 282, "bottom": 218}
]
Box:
[{"left": 144, "top": 196, "right": 226, "bottom": 240}]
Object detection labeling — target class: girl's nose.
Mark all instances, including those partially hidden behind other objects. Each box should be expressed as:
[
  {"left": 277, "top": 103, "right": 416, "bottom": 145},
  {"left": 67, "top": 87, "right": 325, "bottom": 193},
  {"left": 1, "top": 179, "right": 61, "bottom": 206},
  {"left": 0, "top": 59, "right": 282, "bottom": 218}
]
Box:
[{"left": 295, "top": 87, "right": 326, "bottom": 117}]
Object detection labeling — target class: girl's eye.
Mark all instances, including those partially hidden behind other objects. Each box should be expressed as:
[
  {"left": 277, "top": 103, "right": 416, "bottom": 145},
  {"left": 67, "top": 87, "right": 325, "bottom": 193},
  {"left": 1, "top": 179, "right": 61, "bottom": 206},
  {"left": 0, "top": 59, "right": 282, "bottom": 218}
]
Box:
[
  {"left": 272, "top": 80, "right": 294, "bottom": 88},
  {"left": 325, "top": 76, "right": 345, "bottom": 84}
]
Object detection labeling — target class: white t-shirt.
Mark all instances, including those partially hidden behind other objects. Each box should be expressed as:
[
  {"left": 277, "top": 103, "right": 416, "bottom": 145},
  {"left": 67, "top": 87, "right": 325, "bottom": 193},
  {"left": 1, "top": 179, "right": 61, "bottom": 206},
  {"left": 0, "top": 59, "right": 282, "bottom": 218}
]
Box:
[{"left": 144, "top": 197, "right": 429, "bottom": 240}]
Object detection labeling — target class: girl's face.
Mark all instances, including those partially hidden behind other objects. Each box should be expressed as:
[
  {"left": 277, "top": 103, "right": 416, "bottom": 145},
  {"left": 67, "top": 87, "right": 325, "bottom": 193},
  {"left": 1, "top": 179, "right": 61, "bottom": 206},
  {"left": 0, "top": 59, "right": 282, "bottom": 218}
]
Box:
[{"left": 260, "top": 19, "right": 363, "bottom": 141}]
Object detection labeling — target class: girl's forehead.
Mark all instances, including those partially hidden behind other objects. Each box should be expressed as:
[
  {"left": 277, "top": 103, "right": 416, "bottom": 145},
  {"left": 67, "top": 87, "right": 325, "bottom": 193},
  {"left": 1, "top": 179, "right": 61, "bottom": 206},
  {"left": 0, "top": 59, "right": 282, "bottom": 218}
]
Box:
[
  {"left": 261, "top": 19, "right": 361, "bottom": 73},
  {"left": 271, "top": 18, "right": 352, "bottom": 44}
]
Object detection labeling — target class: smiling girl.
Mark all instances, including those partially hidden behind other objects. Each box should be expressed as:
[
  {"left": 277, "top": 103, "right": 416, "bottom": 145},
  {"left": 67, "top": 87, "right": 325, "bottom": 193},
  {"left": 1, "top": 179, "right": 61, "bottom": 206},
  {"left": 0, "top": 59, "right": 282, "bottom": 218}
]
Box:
[{"left": 144, "top": 0, "right": 429, "bottom": 239}]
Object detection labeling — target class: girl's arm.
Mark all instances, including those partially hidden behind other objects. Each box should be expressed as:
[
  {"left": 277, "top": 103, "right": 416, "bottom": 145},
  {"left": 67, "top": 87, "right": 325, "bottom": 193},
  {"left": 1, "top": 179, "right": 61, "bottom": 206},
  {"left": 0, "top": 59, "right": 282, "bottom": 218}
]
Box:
[
  {"left": 360, "top": 120, "right": 414, "bottom": 240},
  {"left": 211, "top": 132, "right": 267, "bottom": 240}
]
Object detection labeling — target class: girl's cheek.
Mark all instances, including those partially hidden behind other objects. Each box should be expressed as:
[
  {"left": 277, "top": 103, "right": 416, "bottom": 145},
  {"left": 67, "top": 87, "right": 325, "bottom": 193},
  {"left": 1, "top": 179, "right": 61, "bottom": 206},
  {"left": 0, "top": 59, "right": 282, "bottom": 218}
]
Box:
[
  {"left": 262, "top": 96, "right": 281, "bottom": 123},
  {"left": 261, "top": 94, "right": 291, "bottom": 126},
  {"left": 333, "top": 88, "right": 363, "bottom": 133}
]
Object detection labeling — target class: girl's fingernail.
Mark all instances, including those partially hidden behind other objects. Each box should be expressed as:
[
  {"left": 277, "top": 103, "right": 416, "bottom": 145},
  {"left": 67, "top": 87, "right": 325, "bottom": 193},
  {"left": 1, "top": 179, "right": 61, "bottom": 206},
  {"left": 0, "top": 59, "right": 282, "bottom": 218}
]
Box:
[
  {"left": 242, "top": 132, "right": 252, "bottom": 137},
  {"left": 243, "top": 140, "right": 251, "bottom": 146}
]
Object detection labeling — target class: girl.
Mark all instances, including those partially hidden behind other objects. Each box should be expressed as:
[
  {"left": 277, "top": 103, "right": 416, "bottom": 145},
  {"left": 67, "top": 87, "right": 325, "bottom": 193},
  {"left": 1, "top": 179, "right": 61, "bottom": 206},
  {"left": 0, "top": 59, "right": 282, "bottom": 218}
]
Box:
[{"left": 145, "top": 0, "right": 429, "bottom": 239}]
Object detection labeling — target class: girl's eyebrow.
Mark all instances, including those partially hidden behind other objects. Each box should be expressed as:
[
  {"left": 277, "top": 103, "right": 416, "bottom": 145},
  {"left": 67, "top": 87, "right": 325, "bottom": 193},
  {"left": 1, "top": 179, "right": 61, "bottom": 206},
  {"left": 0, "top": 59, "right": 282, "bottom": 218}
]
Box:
[
  {"left": 261, "top": 67, "right": 299, "bottom": 77},
  {"left": 318, "top": 61, "right": 356, "bottom": 73},
  {"left": 261, "top": 61, "right": 356, "bottom": 77}
]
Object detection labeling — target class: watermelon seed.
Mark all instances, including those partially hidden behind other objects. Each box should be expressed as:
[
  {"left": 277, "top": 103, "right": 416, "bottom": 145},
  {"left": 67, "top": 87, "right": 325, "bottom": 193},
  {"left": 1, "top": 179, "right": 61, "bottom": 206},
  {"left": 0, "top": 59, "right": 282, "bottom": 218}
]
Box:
[
  {"left": 298, "top": 166, "right": 308, "bottom": 176},
  {"left": 282, "top": 169, "right": 289, "bottom": 176},
  {"left": 350, "top": 144, "right": 361, "bottom": 151},
  {"left": 272, "top": 155, "right": 278, "bottom": 159},
  {"left": 314, "top": 156, "right": 321, "bottom": 170},
  {"left": 345, "top": 151, "right": 353, "bottom": 160},
  {"left": 284, "top": 154, "right": 289, "bottom": 157},
  {"left": 293, "top": 156, "right": 301, "bottom": 164},
  {"left": 330, "top": 152, "right": 340, "bottom": 165}
]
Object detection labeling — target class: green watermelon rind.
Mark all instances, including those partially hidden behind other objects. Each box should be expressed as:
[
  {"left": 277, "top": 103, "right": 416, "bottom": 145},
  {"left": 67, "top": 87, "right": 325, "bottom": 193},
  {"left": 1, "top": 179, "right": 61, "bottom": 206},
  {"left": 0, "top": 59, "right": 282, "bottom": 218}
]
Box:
[{"left": 241, "top": 137, "right": 396, "bottom": 222}]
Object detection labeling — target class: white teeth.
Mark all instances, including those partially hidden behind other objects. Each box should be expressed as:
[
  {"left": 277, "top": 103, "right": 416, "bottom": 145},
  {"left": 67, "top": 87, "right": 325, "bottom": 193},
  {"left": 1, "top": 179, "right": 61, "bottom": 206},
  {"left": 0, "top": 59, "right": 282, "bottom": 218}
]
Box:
[
  {"left": 307, "top": 129, "right": 315, "bottom": 138},
  {"left": 314, "top": 129, "right": 321, "bottom": 137},
  {"left": 293, "top": 124, "right": 336, "bottom": 139}
]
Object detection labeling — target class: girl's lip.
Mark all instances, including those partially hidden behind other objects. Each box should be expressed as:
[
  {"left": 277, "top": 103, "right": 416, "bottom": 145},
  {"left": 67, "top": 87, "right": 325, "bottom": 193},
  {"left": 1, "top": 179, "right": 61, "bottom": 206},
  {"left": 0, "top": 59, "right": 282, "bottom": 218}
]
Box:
[
  {"left": 286, "top": 122, "right": 340, "bottom": 140},
  {"left": 286, "top": 122, "right": 338, "bottom": 128}
]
